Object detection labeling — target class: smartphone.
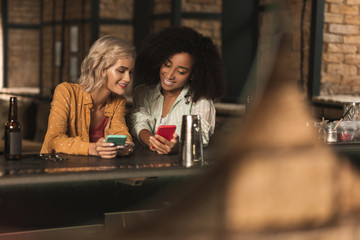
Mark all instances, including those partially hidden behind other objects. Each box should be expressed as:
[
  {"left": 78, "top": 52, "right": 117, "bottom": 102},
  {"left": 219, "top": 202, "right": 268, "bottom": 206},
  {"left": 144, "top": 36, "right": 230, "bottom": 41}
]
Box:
[
  {"left": 155, "top": 125, "right": 176, "bottom": 141},
  {"left": 106, "top": 135, "right": 127, "bottom": 146}
]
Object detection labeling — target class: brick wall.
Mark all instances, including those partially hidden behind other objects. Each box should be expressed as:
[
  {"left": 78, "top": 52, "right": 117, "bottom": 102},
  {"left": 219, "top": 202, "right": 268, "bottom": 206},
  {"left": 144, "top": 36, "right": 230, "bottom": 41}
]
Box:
[
  {"left": 182, "top": 0, "right": 222, "bottom": 50},
  {"left": 322, "top": 0, "right": 360, "bottom": 95},
  {"left": 7, "top": 0, "right": 40, "bottom": 89}
]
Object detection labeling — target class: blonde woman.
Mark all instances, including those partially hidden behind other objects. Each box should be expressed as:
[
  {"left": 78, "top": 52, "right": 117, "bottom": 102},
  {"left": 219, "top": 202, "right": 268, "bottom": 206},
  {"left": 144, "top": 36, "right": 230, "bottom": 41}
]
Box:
[{"left": 41, "top": 36, "right": 135, "bottom": 158}]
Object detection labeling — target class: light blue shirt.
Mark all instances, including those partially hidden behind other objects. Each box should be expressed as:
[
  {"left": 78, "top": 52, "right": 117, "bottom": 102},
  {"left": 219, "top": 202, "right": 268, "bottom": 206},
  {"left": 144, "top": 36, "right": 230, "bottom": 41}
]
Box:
[{"left": 130, "top": 83, "right": 216, "bottom": 146}]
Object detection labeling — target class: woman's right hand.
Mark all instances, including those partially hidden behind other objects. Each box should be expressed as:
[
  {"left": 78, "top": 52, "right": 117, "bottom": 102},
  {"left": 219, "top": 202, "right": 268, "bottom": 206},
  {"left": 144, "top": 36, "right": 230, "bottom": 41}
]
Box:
[
  {"left": 149, "top": 133, "right": 179, "bottom": 155},
  {"left": 89, "top": 138, "right": 119, "bottom": 158}
]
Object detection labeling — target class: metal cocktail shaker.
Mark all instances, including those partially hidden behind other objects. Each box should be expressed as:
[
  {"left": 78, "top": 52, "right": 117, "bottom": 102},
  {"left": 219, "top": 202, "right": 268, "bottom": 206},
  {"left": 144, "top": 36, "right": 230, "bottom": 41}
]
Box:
[{"left": 180, "top": 115, "right": 204, "bottom": 168}]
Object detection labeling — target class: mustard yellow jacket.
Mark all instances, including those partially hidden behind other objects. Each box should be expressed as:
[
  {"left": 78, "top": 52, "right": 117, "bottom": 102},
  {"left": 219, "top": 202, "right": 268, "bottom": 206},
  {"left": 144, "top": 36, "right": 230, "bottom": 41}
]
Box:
[{"left": 41, "top": 82, "right": 132, "bottom": 155}]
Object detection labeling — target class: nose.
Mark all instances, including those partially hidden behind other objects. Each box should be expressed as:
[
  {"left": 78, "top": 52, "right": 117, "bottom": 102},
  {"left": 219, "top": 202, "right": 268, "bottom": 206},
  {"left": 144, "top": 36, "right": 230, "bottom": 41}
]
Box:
[
  {"left": 166, "top": 68, "right": 175, "bottom": 80},
  {"left": 123, "top": 71, "right": 131, "bottom": 83}
]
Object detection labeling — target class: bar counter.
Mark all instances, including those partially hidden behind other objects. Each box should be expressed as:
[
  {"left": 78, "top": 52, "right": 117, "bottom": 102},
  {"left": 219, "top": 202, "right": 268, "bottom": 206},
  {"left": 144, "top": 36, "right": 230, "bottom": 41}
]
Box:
[
  {"left": 0, "top": 146, "right": 216, "bottom": 234},
  {"left": 0, "top": 147, "right": 207, "bottom": 187}
]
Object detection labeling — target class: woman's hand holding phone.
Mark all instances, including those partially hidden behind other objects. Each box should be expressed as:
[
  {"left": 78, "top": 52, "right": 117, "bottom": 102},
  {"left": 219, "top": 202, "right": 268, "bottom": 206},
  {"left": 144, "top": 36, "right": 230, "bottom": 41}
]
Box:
[
  {"left": 117, "top": 141, "right": 135, "bottom": 156},
  {"left": 89, "top": 137, "right": 119, "bottom": 158},
  {"left": 149, "top": 133, "right": 179, "bottom": 155},
  {"left": 89, "top": 136, "right": 134, "bottom": 158}
]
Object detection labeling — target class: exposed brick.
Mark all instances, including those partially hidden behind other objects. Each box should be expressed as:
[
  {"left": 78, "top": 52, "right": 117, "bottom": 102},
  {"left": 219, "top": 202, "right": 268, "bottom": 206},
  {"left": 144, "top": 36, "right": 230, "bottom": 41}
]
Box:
[
  {"left": 152, "top": 19, "right": 171, "bottom": 31},
  {"left": 182, "top": 19, "right": 201, "bottom": 28},
  {"left": 325, "top": 3, "right": 329, "bottom": 12},
  {"left": 346, "top": 0, "right": 360, "bottom": 4},
  {"left": 324, "top": 13, "right": 344, "bottom": 23},
  {"left": 328, "top": 43, "right": 358, "bottom": 53},
  {"left": 153, "top": 0, "right": 171, "bottom": 14},
  {"left": 321, "top": 73, "right": 342, "bottom": 83},
  {"left": 327, "top": 63, "right": 357, "bottom": 75},
  {"left": 182, "top": 0, "right": 222, "bottom": 13},
  {"left": 100, "top": 0, "right": 133, "bottom": 19},
  {"left": 323, "top": 53, "right": 344, "bottom": 62},
  {"left": 329, "top": 4, "right": 359, "bottom": 15},
  {"left": 334, "top": 83, "right": 352, "bottom": 93},
  {"left": 343, "top": 75, "right": 360, "bottom": 83},
  {"left": 8, "top": 29, "right": 39, "bottom": 88},
  {"left": 344, "top": 15, "right": 360, "bottom": 24},
  {"left": 8, "top": 0, "right": 40, "bottom": 24},
  {"left": 344, "top": 35, "right": 360, "bottom": 44},
  {"left": 351, "top": 78, "right": 360, "bottom": 86},
  {"left": 188, "top": 0, "right": 217, "bottom": 3},
  {"left": 99, "top": 25, "right": 133, "bottom": 42},
  {"left": 344, "top": 54, "right": 360, "bottom": 64},
  {"left": 323, "top": 33, "right": 343, "bottom": 43},
  {"left": 329, "top": 23, "right": 358, "bottom": 34}
]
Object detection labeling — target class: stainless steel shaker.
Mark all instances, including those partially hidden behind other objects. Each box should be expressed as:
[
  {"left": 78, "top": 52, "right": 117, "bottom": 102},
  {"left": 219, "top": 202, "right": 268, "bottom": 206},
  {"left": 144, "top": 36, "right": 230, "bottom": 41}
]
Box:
[{"left": 180, "top": 115, "right": 204, "bottom": 168}]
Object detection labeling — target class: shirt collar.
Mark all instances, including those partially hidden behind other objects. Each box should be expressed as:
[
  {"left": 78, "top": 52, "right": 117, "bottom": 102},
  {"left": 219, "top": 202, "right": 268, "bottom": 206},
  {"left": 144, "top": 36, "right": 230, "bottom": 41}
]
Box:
[
  {"left": 82, "top": 90, "right": 93, "bottom": 105},
  {"left": 82, "top": 89, "right": 115, "bottom": 117},
  {"left": 151, "top": 83, "right": 190, "bottom": 102}
]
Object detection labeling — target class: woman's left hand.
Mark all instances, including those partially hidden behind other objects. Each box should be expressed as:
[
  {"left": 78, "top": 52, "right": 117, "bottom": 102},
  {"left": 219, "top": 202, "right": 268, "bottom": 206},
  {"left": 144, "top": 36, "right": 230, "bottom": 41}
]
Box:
[
  {"left": 150, "top": 133, "right": 179, "bottom": 155},
  {"left": 117, "top": 142, "right": 135, "bottom": 156}
]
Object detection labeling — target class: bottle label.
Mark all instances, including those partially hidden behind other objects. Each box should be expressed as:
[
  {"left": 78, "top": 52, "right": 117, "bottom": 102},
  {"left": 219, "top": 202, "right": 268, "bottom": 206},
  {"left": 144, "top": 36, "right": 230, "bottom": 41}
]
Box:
[{"left": 9, "top": 132, "right": 21, "bottom": 155}]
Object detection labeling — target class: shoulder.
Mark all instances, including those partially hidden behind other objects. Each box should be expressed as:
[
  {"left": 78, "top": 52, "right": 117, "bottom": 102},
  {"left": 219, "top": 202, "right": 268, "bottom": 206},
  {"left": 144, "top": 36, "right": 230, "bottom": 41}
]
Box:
[
  {"left": 111, "top": 94, "right": 126, "bottom": 103},
  {"left": 192, "top": 98, "right": 214, "bottom": 108},
  {"left": 54, "top": 82, "right": 81, "bottom": 94},
  {"left": 108, "top": 94, "right": 127, "bottom": 108},
  {"left": 53, "top": 82, "right": 84, "bottom": 102}
]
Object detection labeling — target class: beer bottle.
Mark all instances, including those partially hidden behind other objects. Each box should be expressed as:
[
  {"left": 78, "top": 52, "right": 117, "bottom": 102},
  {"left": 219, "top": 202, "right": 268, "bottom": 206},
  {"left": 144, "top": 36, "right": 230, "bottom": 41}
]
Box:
[{"left": 4, "top": 97, "right": 21, "bottom": 160}]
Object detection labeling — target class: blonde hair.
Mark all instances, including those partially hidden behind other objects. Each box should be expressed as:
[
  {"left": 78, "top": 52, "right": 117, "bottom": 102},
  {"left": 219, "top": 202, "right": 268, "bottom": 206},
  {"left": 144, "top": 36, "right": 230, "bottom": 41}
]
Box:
[{"left": 78, "top": 35, "right": 135, "bottom": 92}]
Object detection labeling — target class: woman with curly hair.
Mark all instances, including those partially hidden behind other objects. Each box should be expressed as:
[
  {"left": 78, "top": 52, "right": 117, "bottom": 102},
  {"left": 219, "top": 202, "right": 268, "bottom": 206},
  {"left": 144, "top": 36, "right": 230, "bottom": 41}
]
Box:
[
  {"left": 41, "top": 35, "right": 135, "bottom": 158},
  {"left": 130, "top": 26, "right": 225, "bottom": 154}
]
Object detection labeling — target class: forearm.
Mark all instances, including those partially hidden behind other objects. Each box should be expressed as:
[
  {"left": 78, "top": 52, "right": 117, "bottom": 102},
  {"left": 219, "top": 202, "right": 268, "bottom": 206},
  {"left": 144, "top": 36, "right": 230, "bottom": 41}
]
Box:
[
  {"left": 48, "top": 135, "right": 89, "bottom": 155},
  {"left": 139, "top": 129, "right": 153, "bottom": 147}
]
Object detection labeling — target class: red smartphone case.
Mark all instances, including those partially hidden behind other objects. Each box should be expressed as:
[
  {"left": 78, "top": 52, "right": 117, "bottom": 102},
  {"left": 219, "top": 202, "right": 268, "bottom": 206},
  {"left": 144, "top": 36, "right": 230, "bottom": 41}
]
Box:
[{"left": 156, "top": 125, "right": 176, "bottom": 141}]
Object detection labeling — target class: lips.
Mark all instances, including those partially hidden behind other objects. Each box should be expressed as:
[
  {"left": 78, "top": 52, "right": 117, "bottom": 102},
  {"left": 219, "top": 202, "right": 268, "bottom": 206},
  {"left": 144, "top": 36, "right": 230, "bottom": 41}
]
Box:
[
  {"left": 163, "top": 78, "right": 174, "bottom": 86},
  {"left": 118, "top": 83, "right": 127, "bottom": 89}
]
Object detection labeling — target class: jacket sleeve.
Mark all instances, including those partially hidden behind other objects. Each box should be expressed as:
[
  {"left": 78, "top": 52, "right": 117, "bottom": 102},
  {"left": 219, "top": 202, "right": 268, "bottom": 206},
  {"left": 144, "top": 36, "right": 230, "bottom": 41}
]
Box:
[
  {"left": 191, "top": 99, "right": 216, "bottom": 147},
  {"left": 130, "top": 85, "right": 156, "bottom": 140},
  {"left": 106, "top": 97, "right": 133, "bottom": 142},
  {"left": 43, "top": 83, "right": 89, "bottom": 155}
]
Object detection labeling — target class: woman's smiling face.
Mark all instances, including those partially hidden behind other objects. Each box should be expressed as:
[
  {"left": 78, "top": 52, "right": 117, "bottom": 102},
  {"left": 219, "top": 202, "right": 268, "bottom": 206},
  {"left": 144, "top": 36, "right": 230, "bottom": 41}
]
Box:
[
  {"left": 105, "top": 57, "right": 135, "bottom": 96},
  {"left": 159, "top": 52, "right": 193, "bottom": 95}
]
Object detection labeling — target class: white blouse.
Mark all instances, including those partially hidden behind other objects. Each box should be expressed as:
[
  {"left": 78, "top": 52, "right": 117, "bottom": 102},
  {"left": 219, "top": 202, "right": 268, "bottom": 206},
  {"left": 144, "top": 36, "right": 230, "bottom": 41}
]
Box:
[{"left": 130, "top": 83, "right": 216, "bottom": 147}]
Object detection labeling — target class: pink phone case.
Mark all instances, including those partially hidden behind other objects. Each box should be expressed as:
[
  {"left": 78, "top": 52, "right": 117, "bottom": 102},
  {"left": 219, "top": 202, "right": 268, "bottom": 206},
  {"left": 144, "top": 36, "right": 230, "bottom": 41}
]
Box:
[{"left": 156, "top": 125, "right": 176, "bottom": 141}]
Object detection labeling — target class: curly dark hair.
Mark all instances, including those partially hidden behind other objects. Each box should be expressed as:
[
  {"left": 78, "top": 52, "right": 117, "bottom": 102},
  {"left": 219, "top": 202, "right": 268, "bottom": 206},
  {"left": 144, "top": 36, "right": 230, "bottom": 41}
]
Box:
[{"left": 135, "top": 26, "right": 225, "bottom": 102}]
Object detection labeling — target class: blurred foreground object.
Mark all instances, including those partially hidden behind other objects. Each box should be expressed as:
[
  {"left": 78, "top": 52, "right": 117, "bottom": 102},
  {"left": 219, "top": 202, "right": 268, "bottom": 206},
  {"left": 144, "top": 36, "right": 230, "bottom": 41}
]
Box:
[
  {"left": 111, "top": 39, "right": 360, "bottom": 240},
  {"left": 112, "top": 22, "right": 360, "bottom": 240}
]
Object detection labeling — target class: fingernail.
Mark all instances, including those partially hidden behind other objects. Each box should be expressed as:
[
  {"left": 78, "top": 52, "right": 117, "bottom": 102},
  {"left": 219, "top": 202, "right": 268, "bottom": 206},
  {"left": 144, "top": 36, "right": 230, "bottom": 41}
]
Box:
[
  {"left": 109, "top": 143, "right": 115, "bottom": 146},
  {"left": 117, "top": 145, "right": 124, "bottom": 149}
]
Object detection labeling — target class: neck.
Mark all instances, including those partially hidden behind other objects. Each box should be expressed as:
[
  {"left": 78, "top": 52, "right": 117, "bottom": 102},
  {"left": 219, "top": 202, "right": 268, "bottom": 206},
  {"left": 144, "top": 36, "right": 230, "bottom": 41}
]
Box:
[
  {"left": 161, "top": 87, "right": 182, "bottom": 99},
  {"left": 90, "top": 85, "right": 111, "bottom": 110}
]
